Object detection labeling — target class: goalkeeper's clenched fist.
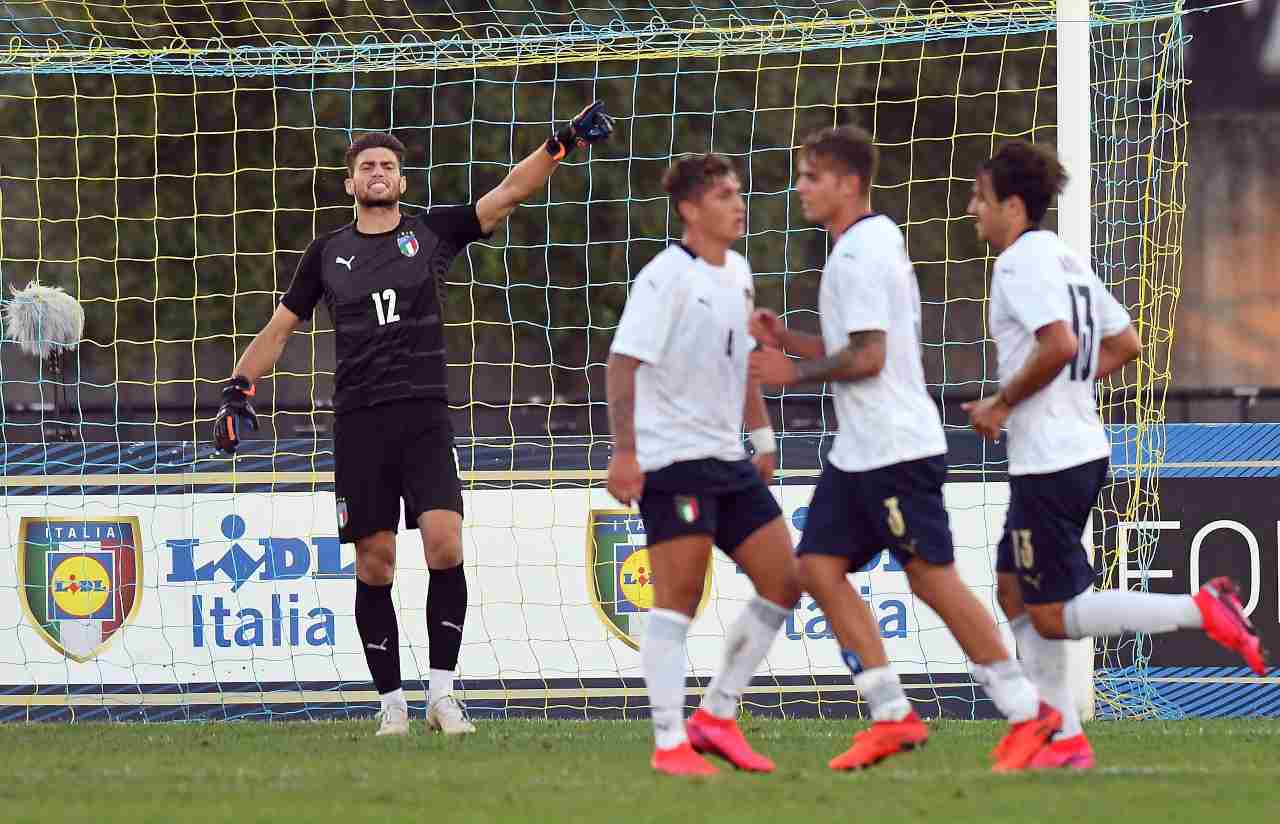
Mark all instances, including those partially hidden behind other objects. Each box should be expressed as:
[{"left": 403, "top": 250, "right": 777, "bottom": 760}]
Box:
[{"left": 545, "top": 99, "right": 616, "bottom": 160}]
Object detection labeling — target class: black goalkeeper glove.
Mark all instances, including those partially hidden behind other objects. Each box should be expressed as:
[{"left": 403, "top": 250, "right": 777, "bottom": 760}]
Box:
[
  {"left": 213, "top": 376, "right": 259, "bottom": 455},
  {"left": 545, "top": 99, "right": 615, "bottom": 160}
]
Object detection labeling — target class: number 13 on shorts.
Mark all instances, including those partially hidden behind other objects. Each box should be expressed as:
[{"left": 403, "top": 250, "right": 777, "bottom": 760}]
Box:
[{"left": 1011, "top": 528, "right": 1034, "bottom": 569}]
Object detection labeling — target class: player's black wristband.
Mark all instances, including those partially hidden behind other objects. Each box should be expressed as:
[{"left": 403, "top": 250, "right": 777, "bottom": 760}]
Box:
[
  {"left": 545, "top": 129, "right": 576, "bottom": 160},
  {"left": 224, "top": 375, "right": 253, "bottom": 399}
]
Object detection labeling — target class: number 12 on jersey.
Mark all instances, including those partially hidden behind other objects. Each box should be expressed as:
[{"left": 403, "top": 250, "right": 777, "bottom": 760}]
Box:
[
  {"left": 372, "top": 288, "right": 400, "bottom": 326},
  {"left": 1067, "top": 284, "right": 1094, "bottom": 381}
]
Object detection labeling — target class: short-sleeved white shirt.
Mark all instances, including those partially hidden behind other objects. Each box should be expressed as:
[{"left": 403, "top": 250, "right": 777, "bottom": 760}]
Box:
[
  {"left": 821, "top": 214, "right": 948, "bottom": 473},
  {"left": 609, "top": 244, "right": 756, "bottom": 472},
  {"left": 990, "top": 230, "right": 1131, "bottom": 476}
]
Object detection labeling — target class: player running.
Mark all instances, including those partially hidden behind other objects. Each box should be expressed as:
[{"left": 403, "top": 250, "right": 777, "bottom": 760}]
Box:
[
  {"left": 964, "top": 139, "right": 1268, "bottom": 769},
  {"left": 749, "top": 126, "right": 1059, "bottom": 772},
  {"left": 213, "top": 103, "right": 615, "bottom": 737},
  {"left": 606, "top": 153, "right": 802, "bottom": 777}
]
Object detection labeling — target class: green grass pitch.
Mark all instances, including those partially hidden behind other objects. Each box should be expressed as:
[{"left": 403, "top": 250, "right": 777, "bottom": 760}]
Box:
[{"left": 3, "top": 718, "right": 1277, "bottom": 823}]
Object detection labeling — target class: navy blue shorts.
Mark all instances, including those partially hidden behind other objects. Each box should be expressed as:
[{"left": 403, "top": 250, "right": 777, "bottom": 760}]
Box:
[
  {"left": 796, "top": 455, "right": 954, "bottom": 569},
  {"left": 996, "top": 458, "right": 1108, "bottom": 604},
  {"left": 638, "top": 459, "right": 782, "bottom": 554}
]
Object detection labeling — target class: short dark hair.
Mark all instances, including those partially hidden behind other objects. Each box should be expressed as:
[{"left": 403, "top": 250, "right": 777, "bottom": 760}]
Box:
[
  {"left": 979, "top": 140, "right": 1068, "bottom": 224},
  {"left": 345, "top": 132, "right": 406, "bottom": 174},
  {"left": 662, "top": 153, "right": 738, "bottom": 210},
  {"left": 800, "top": 126, "right": 877, "bottom": 187}
]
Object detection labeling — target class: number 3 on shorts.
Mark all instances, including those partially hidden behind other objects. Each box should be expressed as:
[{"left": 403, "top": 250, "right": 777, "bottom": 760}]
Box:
[{"left": 883, "top": 496, "right": 906, "bottom": 538}]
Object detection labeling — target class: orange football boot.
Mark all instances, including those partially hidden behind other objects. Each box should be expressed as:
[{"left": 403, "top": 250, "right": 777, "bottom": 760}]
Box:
[{"left": 828, "top": 711, "right": 929, "bottom": 770}]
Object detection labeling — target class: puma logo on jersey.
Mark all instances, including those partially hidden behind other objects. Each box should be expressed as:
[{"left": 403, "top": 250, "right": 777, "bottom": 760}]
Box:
[
  {"left": 336, "top": 255, "right": 355, "bottom": 270},
  {"left": 440, "top": 621, "right": 464, "bottom": 634},
  {"left": 696, "top": 297, "right": 711, "bottom": 308}
]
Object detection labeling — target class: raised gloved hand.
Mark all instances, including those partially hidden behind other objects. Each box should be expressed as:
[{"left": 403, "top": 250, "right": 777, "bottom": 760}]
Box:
[{"left": 546, "top": 100, "right": 615, "bottom": 160}]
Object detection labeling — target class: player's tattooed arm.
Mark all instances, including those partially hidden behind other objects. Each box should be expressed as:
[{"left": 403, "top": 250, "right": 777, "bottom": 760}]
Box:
[
  {"left": 751, "top": 329, "right": 884, "bottom": 386},
  {"left": 794, "top": 330, "right": 886, "bottom": 383},
  {"left": 606, "top": 354, "right": 642, "bottom": 454},
  {"left": 606, "top": 353, "right": 645, "bottom": 505}
]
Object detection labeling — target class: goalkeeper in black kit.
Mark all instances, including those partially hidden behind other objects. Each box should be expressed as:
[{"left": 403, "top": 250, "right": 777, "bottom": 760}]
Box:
[{"left": 213, "top": 102, "right": 615, "bottom": 736}]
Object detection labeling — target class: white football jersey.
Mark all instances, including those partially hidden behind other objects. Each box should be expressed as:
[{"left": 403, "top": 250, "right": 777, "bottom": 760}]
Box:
[
  {"left": 820, "top": 214, "right": 947, "bottom": 473},
  {"left": 989, "top": 230, "right": 1131, "bottom": 475},
  {"left": 609, "top": 244, "right": 755, "bottom": 472}
]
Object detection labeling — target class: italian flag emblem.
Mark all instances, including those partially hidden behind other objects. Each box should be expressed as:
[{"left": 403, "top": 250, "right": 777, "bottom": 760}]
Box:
[{"left": 674, "top": 496, "right": 700, "bottom": 524}]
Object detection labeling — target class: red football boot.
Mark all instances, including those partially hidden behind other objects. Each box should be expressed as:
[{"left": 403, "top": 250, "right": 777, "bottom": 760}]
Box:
[
  {"left": 651, "top": 741, "right": 718, "bottom": 777},
  {"left": 1194, "top": 576, "right": 1268, "bottom": 676},
  {"left": 828, "top": 711, "right": 928, "bottom": 770},
  {"left": 1028, "top": 733, "right": 1095, "bottom": 770},
  {"left": 991, "top": 701, "right": 1061, "bottom": 773},
  {"left": 686, "top": 708, "right": 775, "bottom": 772}
]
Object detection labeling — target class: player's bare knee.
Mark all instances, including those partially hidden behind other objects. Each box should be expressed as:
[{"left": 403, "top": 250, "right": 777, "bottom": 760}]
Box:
[
  {"left": 1027, "top": 603, "right": 1069, "bottom": 639},
  {"left": 355, "top": 538, "right": 396, "bottom": 586},
  {"left": 679, "top": 581, "right": 706, "bottom": 615},
  {"left": 756, "top": 573, "right": 801, "bottom": 611},
  {"left": 424, "top": 531, "right": 464, "bottom": 569},
  {"left": 655, "top": 583, "right": 702, "bottom": 617},
  {"left": 796, "top": 556, "right": 832, "bottom": 598}
]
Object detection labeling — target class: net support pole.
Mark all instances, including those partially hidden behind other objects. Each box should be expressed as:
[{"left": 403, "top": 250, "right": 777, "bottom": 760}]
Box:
[{"left": 1058, "top": 0, "right": 1096, "bottom": 723}]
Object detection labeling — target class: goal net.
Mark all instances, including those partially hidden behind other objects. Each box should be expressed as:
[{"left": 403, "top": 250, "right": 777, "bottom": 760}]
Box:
[{"left": 0, "top": 1, "right": 1183, "bottom": 721}]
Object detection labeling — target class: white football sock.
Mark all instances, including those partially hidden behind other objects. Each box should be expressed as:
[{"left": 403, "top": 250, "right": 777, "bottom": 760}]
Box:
[
  {"left": 1012, "top": 614, "right": 1082, "bottom": 740},
  {"left": 428, "top": 668, "right": 454, "bottom": 705},
  {"left": 1063, "top": 590, "right": 1202, "bottom": 639},
  {"left": 381, "top": 687, "right": 407, "bottom": 713},
  {"left": 854, "top": 665, "right": 911, "bottom": 722},
  {"left": 972, "top": 657, "right": 1040, "bottom": 723},
  {"left": 702, "top": 596, "right": 790, "bottom": 719},
  {"left": 643, "top": 608, "right": 692, "bottom": 750}
]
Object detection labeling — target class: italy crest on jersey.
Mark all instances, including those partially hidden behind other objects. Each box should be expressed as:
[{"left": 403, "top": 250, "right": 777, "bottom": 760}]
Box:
[
  {"left": 397, "top": 230, "right": 419, "bottom": 257},
  {"left": 17, "top": 517, "right": 143, "bottom": 662},
  {"left": 586, "top": 509, "right": 711, "bottom": 649}
]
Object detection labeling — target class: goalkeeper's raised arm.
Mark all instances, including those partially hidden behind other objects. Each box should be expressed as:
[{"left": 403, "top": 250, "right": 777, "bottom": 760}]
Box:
[{"left": 475, "top": 99, "right": 614, "bottom": 234}]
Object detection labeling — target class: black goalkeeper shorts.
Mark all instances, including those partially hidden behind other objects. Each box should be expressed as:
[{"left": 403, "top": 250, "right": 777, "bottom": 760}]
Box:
[{"left": 333, "top": 399, "right": 463, "bottom": 544}]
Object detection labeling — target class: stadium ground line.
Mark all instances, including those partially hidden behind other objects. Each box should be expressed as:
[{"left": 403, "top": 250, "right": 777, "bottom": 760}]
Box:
[
  {"left": 7, "top": 673, "right": 1276, "bottom": 707},
  {"left": 0, "top": 681, "right": 980, "bottom": 707}
]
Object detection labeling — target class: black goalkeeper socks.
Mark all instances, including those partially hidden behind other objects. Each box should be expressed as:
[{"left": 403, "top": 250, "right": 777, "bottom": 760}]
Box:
[
  {"left": 355, "top": 578, "right": 401, "bottom": 695},
  {"left": 427, "top": 563, "right": 467, "bottom": 672}
]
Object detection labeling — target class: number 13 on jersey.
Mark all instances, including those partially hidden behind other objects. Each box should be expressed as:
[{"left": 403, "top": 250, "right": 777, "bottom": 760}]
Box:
[
  {"left": 1067, "top": 284, "right": 1094, "bottom": 381},
  {"left": 372, "top": 288, "right": 400, "bottom": 326}
]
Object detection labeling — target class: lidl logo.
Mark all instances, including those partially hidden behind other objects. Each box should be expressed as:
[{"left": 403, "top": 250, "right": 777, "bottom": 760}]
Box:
[
  {"left": 586, "top": 510, "right": 710, "bottom": 649},
  {"left": 49, "top": 553, "right": 114, "bottom": 619},
  {"left": 18, "top": 517, "right": 142, "bottom": 662}
]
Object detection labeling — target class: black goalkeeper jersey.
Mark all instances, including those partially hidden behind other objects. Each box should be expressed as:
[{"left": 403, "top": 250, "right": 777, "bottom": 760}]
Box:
[{"left": 281, "top": 207, "right": 490, "bottom": 414}]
